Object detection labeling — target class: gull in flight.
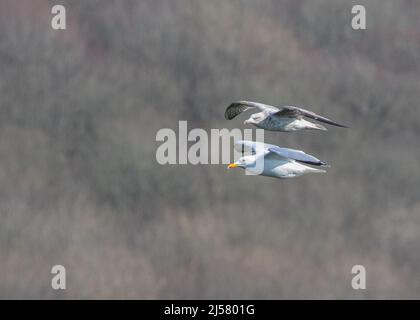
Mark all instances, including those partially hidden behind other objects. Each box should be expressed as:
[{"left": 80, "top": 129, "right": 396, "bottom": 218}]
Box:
[
  {"left": 225, "top": 101, "right": 348, "bottom": 132},
  {"left": 227, "top": 140, "right": 328, "bottom": 179}
]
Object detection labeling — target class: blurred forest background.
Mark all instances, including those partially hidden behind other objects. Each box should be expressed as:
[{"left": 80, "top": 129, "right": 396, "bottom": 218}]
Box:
[{"left": 1, "top": 0, "right": 420, "bottom": 299}]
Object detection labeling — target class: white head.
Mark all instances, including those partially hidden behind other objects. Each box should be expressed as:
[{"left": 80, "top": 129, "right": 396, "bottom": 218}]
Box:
[
  {"left": 227, "top": 155, "right": 256, "bottom": 169},
  {"left": 243, "top": 113, "right": 262, "bottom": 125}
]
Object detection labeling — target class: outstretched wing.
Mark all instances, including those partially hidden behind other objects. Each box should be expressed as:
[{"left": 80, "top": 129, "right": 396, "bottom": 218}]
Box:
[
  {"left": 234, "top": 140, "right": 328, "bottom": 166},
  {"left": 234, "top": 140, "right": 269, "bottom": 155},
  {"left": 275, "top": 106, "right": 348, "bottom": 128},
  {"left": 225, "top": 101, "right": 278, "bottom": 120},
  {"left": 267, "top": 146, "right": 327, "bottom": 166}
]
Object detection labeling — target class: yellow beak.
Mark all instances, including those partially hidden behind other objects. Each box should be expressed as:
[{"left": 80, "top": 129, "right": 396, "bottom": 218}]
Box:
[{"left": 228, "top": 163, "right": 238, "bottom": 169}]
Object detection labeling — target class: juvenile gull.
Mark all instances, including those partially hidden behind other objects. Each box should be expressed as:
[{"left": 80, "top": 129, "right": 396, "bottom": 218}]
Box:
[{"left": 225, "top": 101, "right": 348, "bottom": 132}]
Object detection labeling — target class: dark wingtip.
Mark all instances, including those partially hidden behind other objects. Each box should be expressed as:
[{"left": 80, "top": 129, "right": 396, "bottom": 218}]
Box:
[
  {"left": 297, "top": 160, "right": 328, "bottom": 167},
  {"left": 326, "top": 121, "right": 348, "bottom": 128},
  {"left": 224, "top": 102, "right": 237, "bottom": 120},
  {"left": 224, "top": 110, "right": 232, "bottom": 120}
]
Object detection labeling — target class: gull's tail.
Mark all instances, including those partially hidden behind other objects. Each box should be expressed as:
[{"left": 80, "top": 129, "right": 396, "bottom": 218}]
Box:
[
  {"left": 306, "top": 166, "right": 327, "bottom": 174},
  {"left": 310, "top": 122, "right": 328, "bottom": 131},
  {"left": 300, "top": 119, "right": 328, "bottom": 131}
]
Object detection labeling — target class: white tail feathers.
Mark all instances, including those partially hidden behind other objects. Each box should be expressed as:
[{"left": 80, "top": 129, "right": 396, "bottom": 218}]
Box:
[{"left": 311, "top": 123, "right": 327, "bottom": 131}]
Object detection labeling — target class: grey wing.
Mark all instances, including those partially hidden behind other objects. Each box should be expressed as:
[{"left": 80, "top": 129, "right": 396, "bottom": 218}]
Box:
[
  {"left": 275, "top": 106, "right": 348, "bottom": 128},
  {"left": 234, "top": 140, "right": 268, "bottom": 155},
  {"left": 267, "top": 146, "right": 327, "bottom": 166},
  {"left": 225, "top": 101, "right": 278, "bottom": 120}
]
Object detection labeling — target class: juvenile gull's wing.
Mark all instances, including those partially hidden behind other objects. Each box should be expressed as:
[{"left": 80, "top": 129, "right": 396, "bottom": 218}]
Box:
[
  {"left": 225, "top": 101, "right": 279, "bottom": 120},
  {"left": 275, "top": 106, "right": 348, "bottom": 128}
]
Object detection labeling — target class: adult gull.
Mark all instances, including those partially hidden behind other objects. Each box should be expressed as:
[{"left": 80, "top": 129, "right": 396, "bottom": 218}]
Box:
[{"left": 227, "top": 140, "right": 328, "bottom": 179}]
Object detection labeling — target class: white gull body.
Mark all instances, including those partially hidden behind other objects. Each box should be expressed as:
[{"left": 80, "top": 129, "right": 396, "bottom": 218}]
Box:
[{"left": 228, "top": 140, "right": 327, "bottom": 179}]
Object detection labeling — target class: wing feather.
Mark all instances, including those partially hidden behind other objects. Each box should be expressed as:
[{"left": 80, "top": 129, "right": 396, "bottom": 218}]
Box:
[
  {"left": 267, "top": 146, "right": 327, "bottom": 166},
  {"left": 234, "top": 140, "right": 328, "bottom": 166},
  {"left": 225, "top": 101, "right": 278, "bottom": 120},
  {"left": 275, "top": 106, "right": 348, "bottom": 128}
]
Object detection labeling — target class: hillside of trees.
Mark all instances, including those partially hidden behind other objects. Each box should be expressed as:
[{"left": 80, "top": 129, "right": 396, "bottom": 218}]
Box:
[{"left": 1, "top": 0, "right": 420, "bottom": 298}]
